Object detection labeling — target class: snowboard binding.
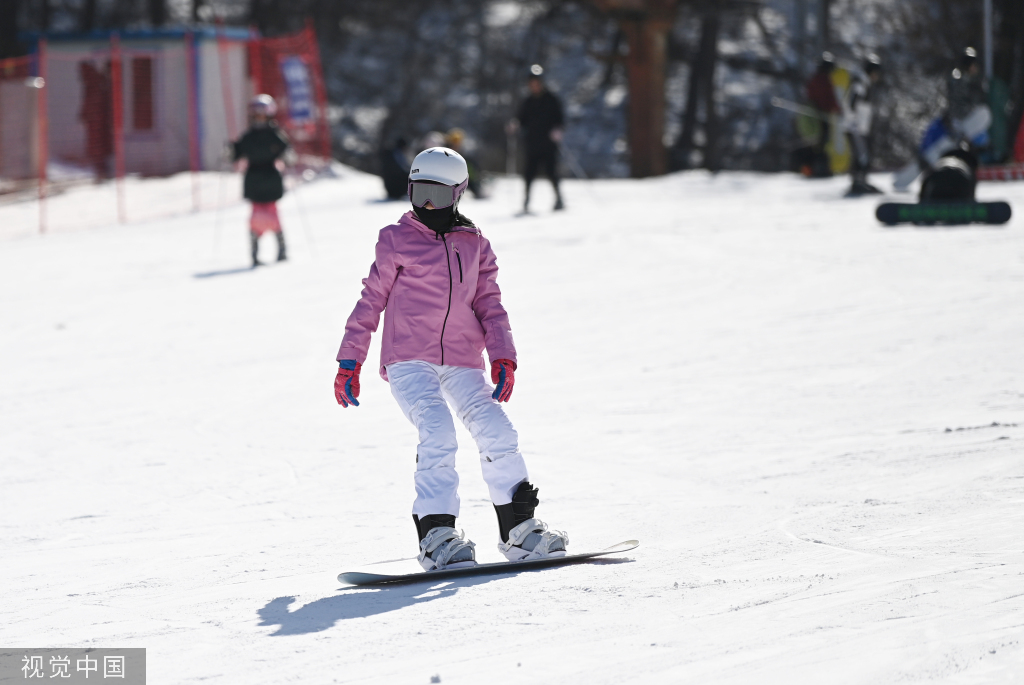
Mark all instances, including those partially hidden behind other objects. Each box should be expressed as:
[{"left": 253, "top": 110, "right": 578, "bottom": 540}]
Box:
[
  {"left": 494, "top": 482, "right": 568, "bottom": 561},
  {"left": 413, "top": 514, "right": 477, "bottom": 571}
]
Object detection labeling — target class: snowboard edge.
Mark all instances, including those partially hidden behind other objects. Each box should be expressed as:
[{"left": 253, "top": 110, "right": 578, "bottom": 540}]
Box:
[{"left": 338, "top": 540, "right": 639, "bottom": 587}]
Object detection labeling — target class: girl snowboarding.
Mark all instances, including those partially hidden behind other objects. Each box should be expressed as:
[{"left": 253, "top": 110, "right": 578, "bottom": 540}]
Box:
[
  {"left": 232, "top": 95, "right": 289, "bottom": 267},
  {"left": 334, "top": 147, "right": 568, "bottom": 571}
]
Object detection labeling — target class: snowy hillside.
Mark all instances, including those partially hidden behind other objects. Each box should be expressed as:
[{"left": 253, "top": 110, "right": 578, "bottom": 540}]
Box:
[{"left": 1, "top": 169, "right": 1023, "bottom": 683}]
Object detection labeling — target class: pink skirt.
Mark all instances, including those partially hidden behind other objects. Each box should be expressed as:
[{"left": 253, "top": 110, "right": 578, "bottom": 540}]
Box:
[{"left": 250, "top": 202, "right": 282, "bottom": 237}]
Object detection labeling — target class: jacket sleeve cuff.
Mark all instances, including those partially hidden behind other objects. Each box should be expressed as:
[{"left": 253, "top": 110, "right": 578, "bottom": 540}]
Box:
[
  {"left": 336, "top": 346, "right": 366, "bottom": 364},
  {"left": 487, "top": 349, "right": 517, "bottom": 368}
]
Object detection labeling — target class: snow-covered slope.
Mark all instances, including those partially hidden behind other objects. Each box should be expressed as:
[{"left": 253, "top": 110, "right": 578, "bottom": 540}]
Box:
[{"left": 1, "top": 169, "right": 1022, "bottom": 683}]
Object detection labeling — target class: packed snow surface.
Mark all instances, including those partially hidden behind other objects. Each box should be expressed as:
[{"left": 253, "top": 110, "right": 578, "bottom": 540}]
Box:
[{"left": 2, "top": 168, "right": 1023, "bottom": 684}]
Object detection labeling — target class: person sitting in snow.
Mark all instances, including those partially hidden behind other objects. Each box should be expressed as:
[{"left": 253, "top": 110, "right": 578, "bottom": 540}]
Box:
[
  {"left": 333, "top": 146, "right": 569, "bottom": 571},
  {"left": 380, "top": 136, "right": 411, "bottom": 201},
  {"left": 893, "top": 48, "right": 992, "bottom": 192},
  {"left": 232, "top": 95, "right": 289, "bottom": 268}
]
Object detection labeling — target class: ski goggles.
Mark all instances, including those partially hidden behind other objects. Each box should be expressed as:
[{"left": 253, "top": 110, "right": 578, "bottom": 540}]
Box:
[{"left": 408, "top": 180, "right": 468, "bottom": 209}]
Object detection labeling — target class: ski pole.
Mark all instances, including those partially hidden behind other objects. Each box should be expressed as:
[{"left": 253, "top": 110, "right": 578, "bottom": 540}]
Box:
[
  {"left": 770, "top": 96, "right": 830, "bottom": 122},
  {"left": 506, "top": 130, "right": 516, "bottom": 177},
  {"left": 506, "top": 130, "right": 517, "bottom": 206},
  {"left": 558, "top": 140, "right": 588, "bottom": 180},
  {"left": 557, "top": 139, "right": 604, "bottom": 206},
  {"left": 212, "top": 164, "right": 227, "bottom": 261}
]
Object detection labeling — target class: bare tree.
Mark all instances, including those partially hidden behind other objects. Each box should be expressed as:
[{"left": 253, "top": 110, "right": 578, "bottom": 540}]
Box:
[
  {"left": 0, "top": 0, "right": 20, "bottom": 58},
  {"left": 672, "top": 1, "right": 719, "bottom": 170},
  {"left": 588, "top": 0, "right": 682, "bottom": 177},
  {"left": 39, "top": 0, "right": 51, "bottom": 31},
  {"left": 148, "top": 0, "right": 167, "bottom": 27},
  {"left": 80, "top": 0, "right": 98, "bottom": 31},
  {"left": 996, "top": 0, "right": 1024, "bottom": 157}
]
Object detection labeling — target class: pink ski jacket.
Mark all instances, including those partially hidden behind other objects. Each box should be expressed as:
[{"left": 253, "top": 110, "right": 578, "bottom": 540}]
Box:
[{"left": 337, "top": 211, "right": 517, "bottom": 380}]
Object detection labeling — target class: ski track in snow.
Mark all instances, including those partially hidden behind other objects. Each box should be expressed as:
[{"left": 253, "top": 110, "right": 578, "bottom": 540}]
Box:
[{"left": 1, "top": 168, "right": 1023, "bottom": 683}]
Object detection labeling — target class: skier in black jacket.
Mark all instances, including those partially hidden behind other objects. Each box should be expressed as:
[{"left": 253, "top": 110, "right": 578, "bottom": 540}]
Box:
[
  {"left": 233, "top": 95, "right": 289, "bottom": 267},
  {"left": 512, "top": 65, "right": 565, "bottom": 212},
  {"left": 380, "top": 136, "right": 411, "bottom": 201}
]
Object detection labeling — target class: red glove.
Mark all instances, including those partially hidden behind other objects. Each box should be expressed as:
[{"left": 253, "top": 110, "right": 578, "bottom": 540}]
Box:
[
  {"left": 335, "top": 360, "right": 361, "bottom": 407},
  {"left": 491, "top": 359, "right": 516, "bottom": 402}
]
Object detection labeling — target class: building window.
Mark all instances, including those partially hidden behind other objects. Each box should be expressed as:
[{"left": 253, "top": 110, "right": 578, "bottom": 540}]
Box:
[{"left": 131, "top": 57, "right": 154, "bottom": 131}]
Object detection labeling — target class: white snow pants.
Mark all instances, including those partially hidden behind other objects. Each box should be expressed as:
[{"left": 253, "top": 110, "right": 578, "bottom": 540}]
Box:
[{"left": 386, "top": 360, "right": 529, "bottom": 518}]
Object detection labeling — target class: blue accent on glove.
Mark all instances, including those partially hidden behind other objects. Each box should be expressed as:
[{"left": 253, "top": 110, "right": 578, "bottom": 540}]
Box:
[
  {"left": 335, "top": 360, "right": 361, "bottom": 407},
  {"left": 492, "top": 365, "right": 507, "bottom": 400},
  {"left": 490, "top": 359, "right": 515, "bottom": 402}
]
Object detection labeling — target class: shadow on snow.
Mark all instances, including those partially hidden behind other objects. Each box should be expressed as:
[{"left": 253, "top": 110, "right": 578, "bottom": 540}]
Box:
[
  {"left": 257, "top": 574, "right": 497, "bottom": 636},
  {"left": 193, "top": 266, "right": 254, "bottom": 279},
  {"left": 257, "top": 558, "right": 632, "bottom": 636}
]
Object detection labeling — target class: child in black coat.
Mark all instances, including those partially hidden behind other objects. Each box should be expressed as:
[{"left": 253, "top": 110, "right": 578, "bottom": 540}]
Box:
[{"left": 233, "top": 95, "right": 289, "bottom": 267}]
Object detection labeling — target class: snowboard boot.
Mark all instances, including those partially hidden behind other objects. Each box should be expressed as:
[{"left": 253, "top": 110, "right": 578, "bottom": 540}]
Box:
[
  {"left": 413, "top": 514, "right": 477, "bottom": 571},
  {"left": 250, "top": 233, "right": 261, "bottom": 268},
  {"left": 494, "top": 481, "right": 568, "bottom": 561},
  {"left": 850, "top": 182, "right": 882, "bottom": 196},
  {"left": 849, "top": 171, "right": 882, "bottom": 196},
  {"left": 275, "top": 232, "right": 288, "bottom": 262}
]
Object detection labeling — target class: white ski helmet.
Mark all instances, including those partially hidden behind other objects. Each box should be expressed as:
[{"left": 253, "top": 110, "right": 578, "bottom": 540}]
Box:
[
  {"left": 409, "top": 147, "right": 469, "bottom": 187},
  {"left": 249, "top": 94, "right": 277, "bottom": 118}
]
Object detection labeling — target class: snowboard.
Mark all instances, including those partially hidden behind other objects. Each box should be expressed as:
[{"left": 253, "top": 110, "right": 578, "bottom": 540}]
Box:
[
  {"left": 338, "top": 540, "right": 639, "bottom": 586},
  {"left": 876, "top": 201, "right": 1011, "bottom": 226}
]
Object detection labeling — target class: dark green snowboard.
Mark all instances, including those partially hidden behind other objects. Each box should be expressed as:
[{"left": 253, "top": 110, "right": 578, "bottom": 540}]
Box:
[{"left": 876, "top": 201, "right": 1011, "bottom": 226}]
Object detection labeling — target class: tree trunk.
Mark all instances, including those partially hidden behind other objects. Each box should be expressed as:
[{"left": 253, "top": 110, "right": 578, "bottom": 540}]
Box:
[
  {"left": 589, "top": 0, "right": 680, "bottom": 177},
  {"left": 996, "top": 0, "right": 1024, "bottom": 160},
  {"left": 674, "top": 37, "right": 703, "bottom": 168},
  {"left": 701, "top": 9, "right": 721, "bottom": 171},
  {"left": 250, "top": 0, "right": 293, "bottom": 36},
  {"left": 673, "top": 5, "right": 720, "bottom": 170},
  {"left": 81, "top": 0, "right": 99, "bottom": 32},
  {"left": 148, "top": 0, "right": 167, "bottom": 27},
  {"left": 40, "top": 0, "right": 51, "bottom": 32},
  {"left": 817, "top": 0, "right": 830, "bottom": 53},
  {"left": 793, "top": 0, "right": 807, "bottom": 69},
  {"left": 0, "top": 0, "right": 19, "bottom": 59},
  {"left": 619, "top": 15, "right": 672, "bottom": 177}
]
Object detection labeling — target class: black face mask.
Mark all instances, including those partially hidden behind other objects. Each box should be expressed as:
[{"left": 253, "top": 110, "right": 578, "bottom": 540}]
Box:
[{"left": 414, "top": 204, "right": 456, "bottom": 235}]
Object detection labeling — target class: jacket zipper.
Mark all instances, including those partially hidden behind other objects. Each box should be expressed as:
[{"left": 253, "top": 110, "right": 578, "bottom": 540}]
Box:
[
  {"left": 455, "top": 249, "right": 463, "bottom": 283},
  {"left": 439, "top": 234, "right": 453, "bottom": 365}
]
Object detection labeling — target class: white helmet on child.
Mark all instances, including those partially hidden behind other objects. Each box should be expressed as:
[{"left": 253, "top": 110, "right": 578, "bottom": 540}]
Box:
[
  {"left": 249, "top": 94, "right": 277, "bottom": 117},
  {"left": 410, "top": 147, "right": 468, "bottom": 186},
  {"left": 408, "top": 147, "right": 469, "bottom": 209}
]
